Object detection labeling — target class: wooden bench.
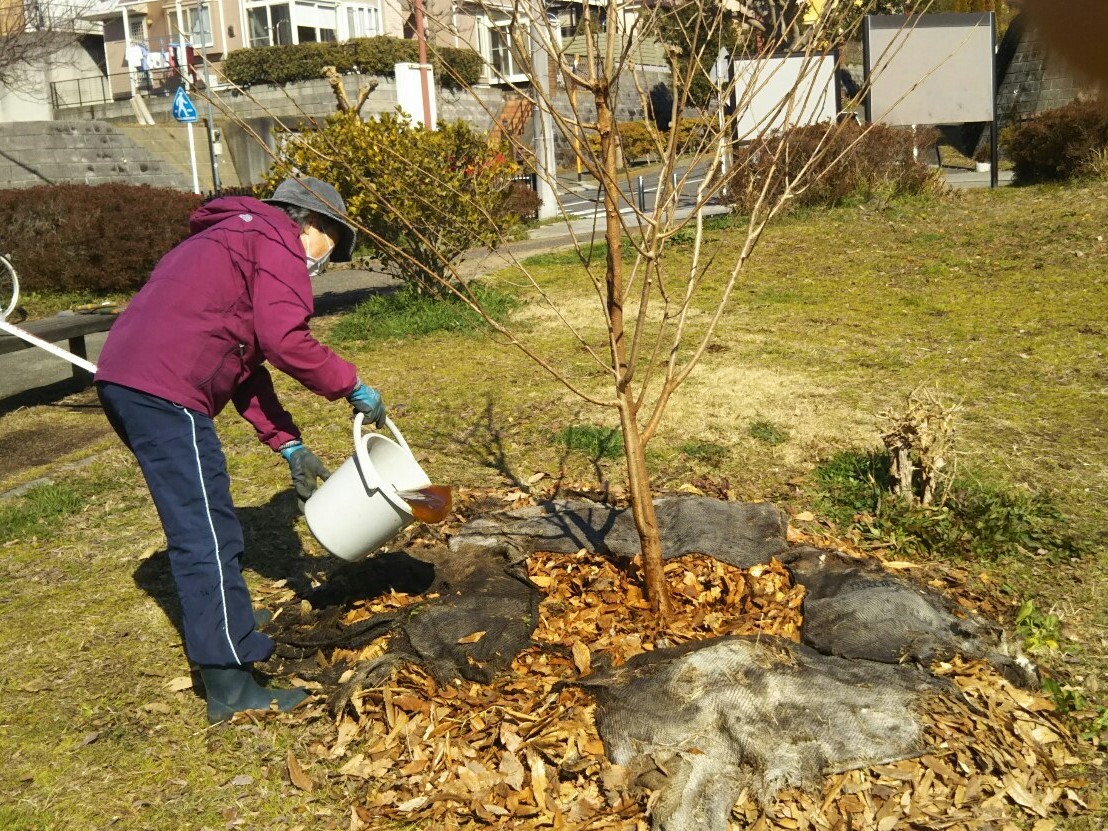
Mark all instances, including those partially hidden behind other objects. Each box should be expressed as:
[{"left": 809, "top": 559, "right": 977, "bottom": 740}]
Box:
[{"left": 0, "top": 314, "right": 117, "bottom": 384}]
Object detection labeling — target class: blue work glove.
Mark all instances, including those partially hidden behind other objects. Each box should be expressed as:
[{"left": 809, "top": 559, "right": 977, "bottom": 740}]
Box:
[
  {"left": 346, "top": 381, "right": 386, "bottom": 428},
  {"left": 279, "top": 440, "right": 330, "bottom": 511}
]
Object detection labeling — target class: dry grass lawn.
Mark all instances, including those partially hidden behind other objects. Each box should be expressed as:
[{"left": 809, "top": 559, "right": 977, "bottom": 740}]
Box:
[{"left": 1, "top": 180, "right": 1106, "bottom": 830}]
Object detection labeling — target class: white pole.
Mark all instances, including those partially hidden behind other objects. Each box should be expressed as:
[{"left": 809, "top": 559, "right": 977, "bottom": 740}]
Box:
[
  {"left": 530, "top": 12, "right": 558, "bottom": 220},
  {"left": 186, "top": 120, "right": 200, "bottom": 193},
  {"left": 0, "top": 319, "right": 99, "bottom": 374}
]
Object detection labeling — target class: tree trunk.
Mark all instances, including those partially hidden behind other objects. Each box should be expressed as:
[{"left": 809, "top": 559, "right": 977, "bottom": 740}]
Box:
[
  {"left": 619, "top": 392, "right": 674, "bottom": 619},
  {"left": 596, "top": 81, "right": 674, "bottom": 620}
]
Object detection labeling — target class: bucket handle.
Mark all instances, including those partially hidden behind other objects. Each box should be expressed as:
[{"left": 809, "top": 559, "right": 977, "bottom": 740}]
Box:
[{"left": 352, "top": 413, "right": 416, "bottom": 514}]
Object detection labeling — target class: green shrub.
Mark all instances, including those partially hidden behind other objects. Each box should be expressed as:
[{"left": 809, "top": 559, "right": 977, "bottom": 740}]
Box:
[
  {"left": 813, "top": 449, "right": 1087, "bottom": 561},
  {"left": 673, "top": 117, "right": 713, "bottom": 154},
  {"left": 330, "top": 283, "right": 516, "bottom": 341},
  {"left": 0, "top": 184, "right": 198, "bottom": 294},
  {"left": 264, "top": 112, "right": 518, "bottom": 292},
  {"left": 587, "top": 120, "right": 662, "bottom": 165},
  {"left": 1002, "top": 100, "right": 1108, "bottom": 184},
  {"left": 553, "top": 425, "right": 624, "bottom": 459},
  {"left": 730, "top": 121, "right": 940, "bottom": 213},
  {"left": 434, "top": 46, "right": 484, "bottom": 88},
  {"left": 222, "top": 36, "right": 482, "bottom": 89}
]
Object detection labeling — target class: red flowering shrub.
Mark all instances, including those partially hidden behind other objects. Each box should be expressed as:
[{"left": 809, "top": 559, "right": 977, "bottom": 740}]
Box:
[{"left": 0, "top": 184, "right": 199, "bottom": 294}]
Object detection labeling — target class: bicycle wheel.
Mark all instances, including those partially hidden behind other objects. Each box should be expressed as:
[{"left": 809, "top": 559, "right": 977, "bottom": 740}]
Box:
[{"left": 0, "top": 254, "right": 18, "bottom": 321}]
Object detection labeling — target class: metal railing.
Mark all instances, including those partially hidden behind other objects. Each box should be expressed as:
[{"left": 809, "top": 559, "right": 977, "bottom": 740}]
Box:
[{"left": 50, "top": 66, "right": 206, "bottom": 110}]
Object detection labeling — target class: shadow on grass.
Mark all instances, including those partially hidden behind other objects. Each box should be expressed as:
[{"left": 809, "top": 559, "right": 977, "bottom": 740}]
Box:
[
  {"left": 433, "top": 399, "right": 529, "bottom": 490},
  {"left": 0, "top": 377, "right": 97, "bottom": 417},
  {"left": 132, "top": 489, "right": 437, "bottom": 649}
]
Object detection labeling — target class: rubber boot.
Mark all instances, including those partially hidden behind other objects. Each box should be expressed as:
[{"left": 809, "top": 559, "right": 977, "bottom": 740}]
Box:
[{"left": 200, "top": 666, "right": 308, "bottom": 724}]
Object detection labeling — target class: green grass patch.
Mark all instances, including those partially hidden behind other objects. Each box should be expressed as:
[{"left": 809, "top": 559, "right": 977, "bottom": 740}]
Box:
[
  {"left": 329, "top": 283, "right": 517, "bottom": 341},
  {"left": 749, "top": 420, "right": 790, "bottom": 445},
  {"left": 552, "top": 424, "right": 624, "bottom": 460},
  {"left": 678, "top": 440, "right": 730, "bottom": 466},
  {"left": 0, "top": 807, "right": 61, "bottom": 831},
  {"left": 0, "top": 483, "right": 84, "bottom": 540},
  {"left": 813, "top": 449, "right": 1087, "bottom": 561},
  {"left": 522, "top": 243, "right": 609, "bottom": 268}
]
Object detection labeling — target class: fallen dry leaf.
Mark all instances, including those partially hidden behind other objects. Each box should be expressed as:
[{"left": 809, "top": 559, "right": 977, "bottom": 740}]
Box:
[
  {"left": 167, "top": 676, "right": 193, "bottom": 692},
  {"left": 572, "top": 641, "right": 592, "bottom": 675},
  {"left": 286, "top": 748, "right": 313, "bottom": 792}
]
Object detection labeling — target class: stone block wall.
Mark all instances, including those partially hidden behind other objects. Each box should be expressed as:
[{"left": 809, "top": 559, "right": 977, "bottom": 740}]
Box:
[
  {"left": 543, "top": 66, "right": 673, "bottom": 167},
  {"left": 995, "top": 16, "right": 1097, "bottom": 127},
  {"left": 0, "top": 121, "right": 186, "bottom": 190},
  {"left": 56, "top": 75, "right": 508, "bottom": 186}
]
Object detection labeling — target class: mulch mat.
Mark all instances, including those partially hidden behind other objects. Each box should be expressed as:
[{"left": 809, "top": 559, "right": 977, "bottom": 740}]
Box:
[{"left": 255, "top": 487, "right": 1101, "bottom": 830}]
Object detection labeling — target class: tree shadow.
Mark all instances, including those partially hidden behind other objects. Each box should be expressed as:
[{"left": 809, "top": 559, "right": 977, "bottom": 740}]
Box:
[
  {"left": 312, "top": 269, "right": 401, "bottom": 316},
  {"left": 132, "top": 487, "right": 439, "bottom": 644},
  {"left": 432, "top": 399, "right": 529, "bottom": 490}
]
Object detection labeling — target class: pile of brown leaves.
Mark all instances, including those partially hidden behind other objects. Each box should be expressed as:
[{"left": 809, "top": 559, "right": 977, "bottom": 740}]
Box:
[{"left": 280, "top": 516, "right": 1096, "bottom": 830}]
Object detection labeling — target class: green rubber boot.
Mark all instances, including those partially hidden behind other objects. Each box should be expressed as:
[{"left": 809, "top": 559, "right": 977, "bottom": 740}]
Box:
[{"left": 200, "top": 666, "right": 308, "bottom": 724}]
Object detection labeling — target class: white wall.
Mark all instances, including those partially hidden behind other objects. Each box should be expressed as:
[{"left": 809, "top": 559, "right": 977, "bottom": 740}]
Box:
[{"left": 0, "top": 42, "right": 105, "bottom": 123}]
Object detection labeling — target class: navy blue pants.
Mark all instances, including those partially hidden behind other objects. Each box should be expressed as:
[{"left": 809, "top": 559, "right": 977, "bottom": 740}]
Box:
[{"left": 98, "top": 382, "right": 274, "bottom": 667}]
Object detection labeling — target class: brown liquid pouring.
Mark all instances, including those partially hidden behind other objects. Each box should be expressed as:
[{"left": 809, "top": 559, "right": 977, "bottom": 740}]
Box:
[{"left": 400, "top": 485, "right": 453, "bottom": 524}]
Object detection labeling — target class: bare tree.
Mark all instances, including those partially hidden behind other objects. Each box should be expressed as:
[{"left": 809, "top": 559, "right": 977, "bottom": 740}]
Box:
[
  {"left": 391, "top": 0, "right": 909, "bottom": 618},
  {"left": 203, "top": 0, "right": 936, "bottom": 620}
]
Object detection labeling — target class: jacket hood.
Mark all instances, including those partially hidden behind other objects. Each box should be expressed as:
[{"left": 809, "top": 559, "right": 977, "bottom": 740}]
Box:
[{"left": 189, "top": 196, "right": 293, "bottom": 236}]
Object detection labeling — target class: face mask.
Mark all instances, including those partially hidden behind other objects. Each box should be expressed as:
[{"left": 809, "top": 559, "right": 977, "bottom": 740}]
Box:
[{"left": 304, "top": 235, "right": 334, "bottom": 278}]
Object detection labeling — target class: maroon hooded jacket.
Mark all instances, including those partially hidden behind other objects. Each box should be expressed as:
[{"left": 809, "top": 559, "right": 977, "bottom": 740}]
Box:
[{"left": 94, "top": 196, "right": 358, "bottom": 450}]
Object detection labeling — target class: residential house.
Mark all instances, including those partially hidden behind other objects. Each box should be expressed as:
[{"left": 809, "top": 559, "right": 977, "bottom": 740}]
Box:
[
  {"left": 72, "top": 0, "right": 406, "bottom": 105},
  {"left": 418, "top": 0, "right": 666, "bottom": 87},
  {"left": 0, "top": 0, "right": 105, "bottom": 119}
]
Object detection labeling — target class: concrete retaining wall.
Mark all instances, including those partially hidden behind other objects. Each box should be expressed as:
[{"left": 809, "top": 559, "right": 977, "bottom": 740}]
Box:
[
  {"left": 53, "top": 75, "right": 508, "bottom": 186},
  {"left": 21, "top": 64, "right": 674, "bottom": 189},
  {"left": 0, "top": 121, "right": 186, "bottom": 190}
]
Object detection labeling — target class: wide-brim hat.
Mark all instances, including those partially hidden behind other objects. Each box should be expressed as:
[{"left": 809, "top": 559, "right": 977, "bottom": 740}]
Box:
[{"left": 262, "top": 176, "right": 357, "bottom": 262}]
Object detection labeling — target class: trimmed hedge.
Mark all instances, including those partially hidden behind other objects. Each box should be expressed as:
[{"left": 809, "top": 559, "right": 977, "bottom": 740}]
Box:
[
  {"left": 1002, "top": 100, "right": 1108, "bottom": 184},
  {"left": 0, "top": 184, "right": 199, "bottom": 294},
  {"left": 729, "top": 121, "right": 939, "bottom": 213},
  {"left": 222, "top": 36, "right": 482, "bottom": 90}
]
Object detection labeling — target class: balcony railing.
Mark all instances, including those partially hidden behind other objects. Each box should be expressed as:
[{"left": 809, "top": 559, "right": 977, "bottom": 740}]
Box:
[{"left": 50, "top": 65, "right": 211, "bottom": 110}]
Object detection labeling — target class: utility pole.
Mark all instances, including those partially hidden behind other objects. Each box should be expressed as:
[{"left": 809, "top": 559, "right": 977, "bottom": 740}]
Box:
[
  {"left": 196, "top": 0, "right": 221, "bottom": 192},
  {"left": 414, "top": 0, "right": 433, "bottom": 129},
  {"left": 530, "top": 7, "right": 558, "bottom": 219}
]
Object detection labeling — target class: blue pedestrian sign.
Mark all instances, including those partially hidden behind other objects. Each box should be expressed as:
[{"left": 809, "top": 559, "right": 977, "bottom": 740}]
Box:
[{"left": 172, "top": 86, "right": 199, "bottom": 123}]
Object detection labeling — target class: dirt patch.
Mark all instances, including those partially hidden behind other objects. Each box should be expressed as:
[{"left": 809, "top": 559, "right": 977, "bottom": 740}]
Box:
[{"left": 0, "top": 422, "right": 111, "bottom": 482}]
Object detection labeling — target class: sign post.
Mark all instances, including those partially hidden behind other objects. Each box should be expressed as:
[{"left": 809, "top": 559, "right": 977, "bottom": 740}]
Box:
[{"left": 172, "top": 85, "right": 201, "bottom": 194}]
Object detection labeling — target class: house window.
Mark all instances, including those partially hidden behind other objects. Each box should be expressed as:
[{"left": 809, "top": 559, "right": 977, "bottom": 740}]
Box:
[
  {"left": 294, "top": 0, "right": 337, "bottom": 43},
  {"left": 486, "top": 21, "right": 519, "bottom": 78},
  {"left": 560, "top": 5, "right": 605, "bottom": 39},
  {"left": 247, "top": 2, "right": 292, "bottom": 46},
  {"left": 559, "top": 7, "right": 580, "bottom": 39},
  {"left": 170, "top": 4, "right": 213, "bottom": 47},
  {"left": 127, "top": 15, "right": 146, "bottom": 42},
  {"left": 346, "top": 4, "right": 380, "bottom": 38}
]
